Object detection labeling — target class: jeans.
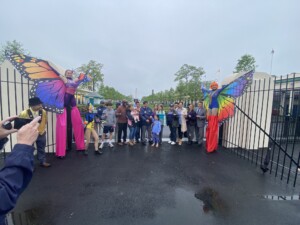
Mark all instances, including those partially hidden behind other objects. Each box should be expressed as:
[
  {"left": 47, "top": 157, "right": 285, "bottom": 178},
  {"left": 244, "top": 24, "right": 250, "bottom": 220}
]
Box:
[
  {"left": 129, "top": 126, "right": 137, "bottom": 140},
  {"left": 152, "top": 132, "right": 159, "bottom": 144},
  {"left": 36, "top": 133, "right": 46, "bottom": 164}
]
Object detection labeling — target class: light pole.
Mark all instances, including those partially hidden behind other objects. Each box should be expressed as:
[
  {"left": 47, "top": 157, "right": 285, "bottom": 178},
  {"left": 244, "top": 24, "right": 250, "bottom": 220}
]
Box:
[{"left": 270, "top": 49, "right": 275, "bottom": 75}]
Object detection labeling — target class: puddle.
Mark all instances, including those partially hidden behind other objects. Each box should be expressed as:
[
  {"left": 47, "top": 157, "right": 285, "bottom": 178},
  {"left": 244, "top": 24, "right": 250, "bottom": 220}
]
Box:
[
  {"left": 6, "top": 207, "right": 41, "bottom": 225},
  {"left": 145, "top": 187, "right": 228, "bottom": 225},
  {"left": 6, "top": 203, "right": 52, "bottom": 225},
  {"left": 194, "top": 187, "right": 228, "bottom": 215},
  {"left": 262, "top": 194, "right": 300, "bottom": 201}
]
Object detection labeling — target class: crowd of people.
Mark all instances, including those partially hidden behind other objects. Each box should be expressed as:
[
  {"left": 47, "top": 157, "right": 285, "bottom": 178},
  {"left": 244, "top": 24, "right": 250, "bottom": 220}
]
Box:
[{"left": 83, "top": 99, "right": 207, "bottom": 155}]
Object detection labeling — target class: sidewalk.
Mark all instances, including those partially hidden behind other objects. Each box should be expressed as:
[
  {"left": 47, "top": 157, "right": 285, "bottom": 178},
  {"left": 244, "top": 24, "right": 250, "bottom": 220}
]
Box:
[{"left": 8, "top": 143, "right": 300, "bottom": 225}]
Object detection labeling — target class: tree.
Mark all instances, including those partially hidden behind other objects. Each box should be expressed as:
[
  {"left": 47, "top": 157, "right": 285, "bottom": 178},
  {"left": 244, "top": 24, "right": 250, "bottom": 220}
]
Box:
[
  {"left": 77, "top": 60, "right": 104, "bottom": 91},
  {"left": 174, "top": 64, "right": 205, "bottom": 101},
  {"left": 174, "top": 64, "right": 205, "bottom": 83},
  {"left": 234, "top": 54, "right": 257, "bottom": 73},
  {"left": 0, "top": 40, "right": 29, "bottom": 63},
  {"left": 99, "top": 85, "right": 130, "bottom": 101}
]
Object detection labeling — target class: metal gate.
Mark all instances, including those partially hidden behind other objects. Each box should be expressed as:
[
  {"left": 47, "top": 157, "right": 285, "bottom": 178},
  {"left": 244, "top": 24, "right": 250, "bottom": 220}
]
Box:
[{"left": 221, "top": 73, "right": 300, "bottom": 187}]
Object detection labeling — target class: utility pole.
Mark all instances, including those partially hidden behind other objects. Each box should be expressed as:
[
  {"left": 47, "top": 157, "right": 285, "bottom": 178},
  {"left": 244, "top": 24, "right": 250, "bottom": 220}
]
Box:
[{"left": 270, "top": 49, "right": 274, "bottom": 75}]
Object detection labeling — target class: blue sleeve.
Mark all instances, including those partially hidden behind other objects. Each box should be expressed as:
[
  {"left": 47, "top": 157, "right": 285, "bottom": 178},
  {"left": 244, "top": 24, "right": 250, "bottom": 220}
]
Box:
[
  {"left": 0, "top": 144, "right": 34, "bottom": 216},
  {"left": 140, "top": 109, "right": 146, "bottom": 121}
]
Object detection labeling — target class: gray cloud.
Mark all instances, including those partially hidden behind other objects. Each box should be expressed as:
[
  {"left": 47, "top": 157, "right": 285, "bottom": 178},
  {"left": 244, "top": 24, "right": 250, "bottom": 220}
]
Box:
[{"left": 1, "top": 0, "right": 299, "bottom": 98}]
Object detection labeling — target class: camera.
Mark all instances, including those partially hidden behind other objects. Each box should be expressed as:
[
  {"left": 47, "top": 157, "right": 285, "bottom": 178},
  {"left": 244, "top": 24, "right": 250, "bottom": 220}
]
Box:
[{"left": 2, "top": 121, "right": 12, "bottom": 130}]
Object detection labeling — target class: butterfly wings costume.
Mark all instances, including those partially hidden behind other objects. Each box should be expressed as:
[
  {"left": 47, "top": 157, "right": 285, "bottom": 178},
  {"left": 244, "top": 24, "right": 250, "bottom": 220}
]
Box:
[
  {"left": 6, "top": 53, "right": 91, "bottom": 157},
  {"left": 201, "top": 70, "right": 254, "bottom": 152}
]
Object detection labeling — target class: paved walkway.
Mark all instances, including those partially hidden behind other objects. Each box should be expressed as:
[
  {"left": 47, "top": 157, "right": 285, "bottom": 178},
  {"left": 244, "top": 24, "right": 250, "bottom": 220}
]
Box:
[{"left": 7, "top": 143, "right": 300, "bottom": 225}]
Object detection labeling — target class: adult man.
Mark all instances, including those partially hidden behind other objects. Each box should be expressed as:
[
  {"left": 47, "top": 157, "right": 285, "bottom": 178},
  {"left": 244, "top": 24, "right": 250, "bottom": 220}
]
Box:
[
  {"left": 195, "top": 101, "right": 207, "bottom": 146},
  {"left": 0, "top": 116, "right": 41, "bottom": 225},
  {"left": 115, "top": 100, "right": 128, "bottom": 145},
  {"left": 140, "top": 101, "right": 153, "bottom": 145},
  {"left": 19, "top": 97, "right": 51, "bottom": 167}
]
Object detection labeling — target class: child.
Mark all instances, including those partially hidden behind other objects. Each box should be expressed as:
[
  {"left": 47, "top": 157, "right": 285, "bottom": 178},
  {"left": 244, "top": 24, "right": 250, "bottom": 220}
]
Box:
[
  {"left": 100, "top": 102, "right": 116, "bottom": 149},
  {"left": 84, "top": 103, "right": 101, "bottom": 155},
  {"left": 151, "top": 115, "right": 161, "bottom": 148}
]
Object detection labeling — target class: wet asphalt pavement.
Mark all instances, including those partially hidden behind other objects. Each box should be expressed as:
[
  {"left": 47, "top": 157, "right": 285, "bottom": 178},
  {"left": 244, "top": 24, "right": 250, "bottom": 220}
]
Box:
[{"left": 9, "top": 142, "right": 300, "bottom": 225}]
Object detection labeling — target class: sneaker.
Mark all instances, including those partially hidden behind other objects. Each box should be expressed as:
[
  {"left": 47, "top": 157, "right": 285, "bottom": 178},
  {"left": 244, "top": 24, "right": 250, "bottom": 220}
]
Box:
[
  {"left": 168, "top": 140, "right": 172, "bottom": 144},
  {"left": 109, "top": 142, "right": 114, "bottom": 148},
  {"left": 99, "top": 142, "right": 104, "bottom": 149},
  {"left": 94, "top": 150, "right": 103, "bottom": 155},
  {"left": 40, "top": 162, "right": 51, "bottom": 168},
  {"left": 118, "top": 142, "right": 123, "bottom": 146},
  {"left": 171, "top": 141, "right": 176, "bottom": 145},
  {"left": 155, "top": 143, "right": 159, "bottom": 148}
]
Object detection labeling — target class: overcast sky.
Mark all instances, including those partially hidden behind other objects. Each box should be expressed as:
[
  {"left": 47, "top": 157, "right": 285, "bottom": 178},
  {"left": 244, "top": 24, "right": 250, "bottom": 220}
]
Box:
[{"left": 1, "top": 0, "right": 299, "bottom": 98}]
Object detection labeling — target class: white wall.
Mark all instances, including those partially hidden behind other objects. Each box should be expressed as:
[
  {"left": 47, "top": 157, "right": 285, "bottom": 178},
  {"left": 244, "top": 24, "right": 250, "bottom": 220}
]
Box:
[
  {"left": 0, "top": 60, "right": 56, "bottom": 153},
  {"left": 222, "top": 72, "right": 274, "bottom": 150}
]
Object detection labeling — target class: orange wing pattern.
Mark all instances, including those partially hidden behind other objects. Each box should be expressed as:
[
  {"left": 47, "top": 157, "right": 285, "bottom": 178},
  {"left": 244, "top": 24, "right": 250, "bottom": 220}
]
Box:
[{"left": 6, "top": 53, "right": 60, "bottom": 80}]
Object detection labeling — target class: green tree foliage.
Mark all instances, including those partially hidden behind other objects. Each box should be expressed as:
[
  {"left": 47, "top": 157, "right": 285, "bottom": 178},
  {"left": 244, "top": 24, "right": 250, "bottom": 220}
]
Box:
[
  {"left": 0, "top": 40, "right": 29, "bottom": 63},
  {"left": 234, "top": 54, "right": 257, "bottom": 73},
  {"left": 77, "top": 60, "right": 104, "bottom": 91},
  {"left": 174, "top": 64, "right": 205, "bottom": 83},
  {"left": 99, "top": 84, "right": 131, "bottom": 101},
  {"left": 174, "top": 64, "right": 205, "bottom": 101}
]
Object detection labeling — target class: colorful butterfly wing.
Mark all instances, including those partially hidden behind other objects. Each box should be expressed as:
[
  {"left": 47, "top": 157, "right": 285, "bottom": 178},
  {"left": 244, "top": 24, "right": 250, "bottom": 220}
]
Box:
[
  {"left": 31, "top": 80, "right": 65, "bottom": 113},
  {"left": 217, "top": 70, "right": 254, "bottom": 123},
  {"left": 5, "top": 52, "right": 60, "bottom": 80},
  {"left": 219, "top": 70, "right": 254, "bottom": 98},
  {"left": 217, "top": 95, "right": 235, "bottom": 123},
  {"left": 201, "top": 85, "right": 211, "bottom": 112}
]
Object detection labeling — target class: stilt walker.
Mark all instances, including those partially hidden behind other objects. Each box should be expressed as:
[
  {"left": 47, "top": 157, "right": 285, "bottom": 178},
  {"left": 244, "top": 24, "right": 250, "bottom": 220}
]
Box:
[
  {"left": 5, "top": 52, "right": 91, "bottom": 158},
  {"left": 56, "top": 70, "right": 91, "bottom": 158},
  {"left": 201, "top": 70, "right": 254, "bottom": 153}
]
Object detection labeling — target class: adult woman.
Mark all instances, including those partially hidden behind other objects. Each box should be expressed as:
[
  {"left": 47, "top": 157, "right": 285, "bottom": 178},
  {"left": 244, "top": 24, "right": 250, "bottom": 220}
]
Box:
[
  {"left": 176, "top": 102, "right": 187, "bottom": 145},
  {"left": 156, "top": 104, "right": 166, "bottom": 143},
  {"left": 56, "top": 70, "right": 91, "bottom": 158},
  {"left": 84, "top": 104, "right": 101, "bottom": 155},
  {"left": 186, "top": 103, "right": 197, "bottom": 145},
  {"left": 126, "top": 104, "right": 139, "bottom": 146}
]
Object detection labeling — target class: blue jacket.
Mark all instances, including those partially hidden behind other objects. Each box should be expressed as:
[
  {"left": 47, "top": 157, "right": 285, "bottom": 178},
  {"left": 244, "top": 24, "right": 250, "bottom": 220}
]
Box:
[
  {"left": 140, "top": 107, "right": 153, "bottom": 126},
  {"left": 0, "top": 144, "right": 34, "bottom": 225},
  {"left": 152, "top": 120, "right": 161, "bottom": 134}
]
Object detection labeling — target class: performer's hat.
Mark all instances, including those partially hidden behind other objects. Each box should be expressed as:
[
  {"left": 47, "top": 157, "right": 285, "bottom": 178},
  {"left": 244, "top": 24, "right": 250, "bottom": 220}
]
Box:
[{"left": 29, "top": 97, "right": 43, "bottom": 106}]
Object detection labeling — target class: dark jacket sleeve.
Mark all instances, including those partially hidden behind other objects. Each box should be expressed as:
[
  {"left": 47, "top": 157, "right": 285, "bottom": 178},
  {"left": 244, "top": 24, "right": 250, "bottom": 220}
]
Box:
[{"left": 0, "top": 144, "right": 34, "bottom": 216}]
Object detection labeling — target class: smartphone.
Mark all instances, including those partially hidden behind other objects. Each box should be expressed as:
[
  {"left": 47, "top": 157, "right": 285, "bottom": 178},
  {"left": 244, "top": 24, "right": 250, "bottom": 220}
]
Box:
[{"left": 13, "top": 118, "right": 32, "bottom": 129}]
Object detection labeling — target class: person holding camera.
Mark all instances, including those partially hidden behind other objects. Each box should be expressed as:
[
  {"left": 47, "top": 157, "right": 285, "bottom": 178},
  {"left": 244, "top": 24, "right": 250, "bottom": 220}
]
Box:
[
  {"left": 0, "top": 116, "right": 41, "bottom": 225},
  {"left": 19, "top": 97, "right": 51, "bottom": 167}
]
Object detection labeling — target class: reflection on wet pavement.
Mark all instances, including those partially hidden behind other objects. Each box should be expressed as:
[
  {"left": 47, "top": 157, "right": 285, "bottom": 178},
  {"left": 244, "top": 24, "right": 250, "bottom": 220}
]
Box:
[
  {"left": 263, "top": 194, "right": 300, "bottom": 200},
  {"left": 194, "top": 187, "right": 228, "bottom": 215},
  {"left": 6, "top": 204, "right": 51, "bottom": 225},
  {"left": 7, "top": 208, "right": 40, "bottom": 225}
]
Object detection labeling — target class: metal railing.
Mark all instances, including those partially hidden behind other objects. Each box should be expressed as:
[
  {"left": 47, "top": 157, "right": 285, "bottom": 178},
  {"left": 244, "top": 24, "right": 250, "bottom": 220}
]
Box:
[
  {"left": 221, "top": 73, "right": 300, "bottom": 187},
  {"left": 0, "top": 64, "right": 56, "bottom": 160}
]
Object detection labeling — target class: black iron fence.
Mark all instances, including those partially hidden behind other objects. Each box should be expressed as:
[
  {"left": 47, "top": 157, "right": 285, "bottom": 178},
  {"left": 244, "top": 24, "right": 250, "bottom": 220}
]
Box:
[
  {"left": 0, "top": 63, "right": 56, "bottom": 160},
  {"left": 221, "top": 73, "right": 300, "bottom": 187}
]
